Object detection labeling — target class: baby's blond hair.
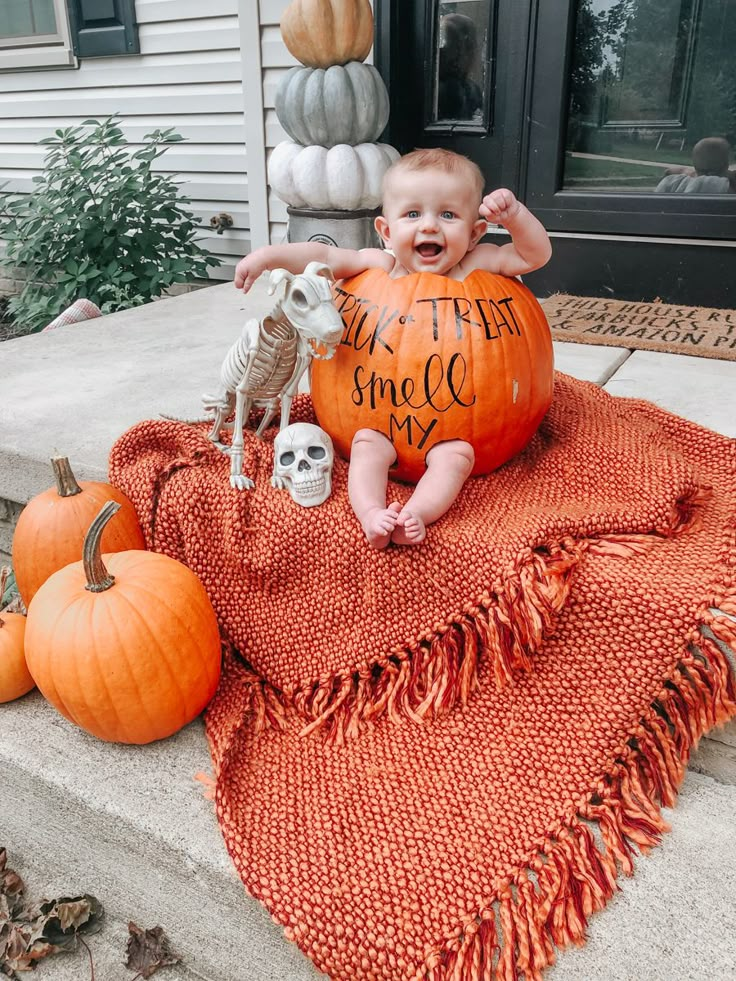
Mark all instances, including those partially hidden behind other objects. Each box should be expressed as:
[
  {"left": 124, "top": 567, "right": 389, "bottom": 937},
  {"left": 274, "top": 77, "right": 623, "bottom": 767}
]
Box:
[{"left": 383, "top": 148, "right": 485, "bottom": 203}]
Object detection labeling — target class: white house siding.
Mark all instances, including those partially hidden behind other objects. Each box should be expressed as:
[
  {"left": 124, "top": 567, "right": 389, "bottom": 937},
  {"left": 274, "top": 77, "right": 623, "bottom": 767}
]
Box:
[
  {"left": 0, "top": 0, "right": 258, "bottom": 282},
  {"left": 259, "top": 0, "right": 298, "bottom": 246}
]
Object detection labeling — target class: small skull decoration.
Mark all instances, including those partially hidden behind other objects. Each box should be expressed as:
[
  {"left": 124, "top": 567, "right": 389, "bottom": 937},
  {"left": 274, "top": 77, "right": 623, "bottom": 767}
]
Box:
[{"left": 272, "top": 423, "right": 335, "bottom": 507}]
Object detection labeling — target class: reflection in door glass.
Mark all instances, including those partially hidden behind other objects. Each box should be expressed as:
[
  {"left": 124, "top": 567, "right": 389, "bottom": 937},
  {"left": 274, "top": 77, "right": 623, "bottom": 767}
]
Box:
[
  {"left": 563, "top": 0, "right": 736, "bottom": 194},
  {"left": 430, "top": 0, "right": 492, "bottom": 128}
]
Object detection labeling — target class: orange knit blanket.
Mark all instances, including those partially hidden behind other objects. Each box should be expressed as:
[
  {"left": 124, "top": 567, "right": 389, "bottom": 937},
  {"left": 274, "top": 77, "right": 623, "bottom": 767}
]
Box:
[{"left": 109, "top": 373, "right": 736, "bottom": 980}]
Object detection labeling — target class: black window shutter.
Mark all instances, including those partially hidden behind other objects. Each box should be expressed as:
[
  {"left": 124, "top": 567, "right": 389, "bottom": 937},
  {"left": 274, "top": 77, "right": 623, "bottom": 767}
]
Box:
[{"left": 68, "top": 0, "right": 140, "bottom": 58}]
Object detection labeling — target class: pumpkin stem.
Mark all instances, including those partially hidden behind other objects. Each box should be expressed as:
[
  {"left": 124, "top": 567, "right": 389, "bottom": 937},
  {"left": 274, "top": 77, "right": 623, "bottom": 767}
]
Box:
[
  {"left": 83, "top": 502, "right": 120, "bottom": 593},
  {"left": 51, "top": 456, "right": 83, "bottom": 497},
  {"left": 0, "top": 566, "right": 8, "bottom": 624}
]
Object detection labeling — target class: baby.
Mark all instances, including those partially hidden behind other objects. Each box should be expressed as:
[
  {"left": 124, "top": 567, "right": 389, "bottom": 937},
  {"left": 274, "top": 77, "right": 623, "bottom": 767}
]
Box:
[{"left": 235, "top": 148, "right": 552, "bottom": 548}]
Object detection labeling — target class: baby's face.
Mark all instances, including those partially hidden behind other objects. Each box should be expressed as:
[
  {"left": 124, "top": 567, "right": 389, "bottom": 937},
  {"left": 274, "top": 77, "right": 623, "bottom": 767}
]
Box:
[{"left": 375, "top": 169, "right": 485, "bottom": 276}]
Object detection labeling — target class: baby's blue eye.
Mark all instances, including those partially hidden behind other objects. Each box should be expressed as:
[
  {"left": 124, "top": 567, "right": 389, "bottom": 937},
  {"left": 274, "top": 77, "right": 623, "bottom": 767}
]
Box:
[
  {"left": 441, "top": 211, "right": 455, "bottom": 220},
  {"left": 407, "top": 210, "right": 420, "bottom": 218}
]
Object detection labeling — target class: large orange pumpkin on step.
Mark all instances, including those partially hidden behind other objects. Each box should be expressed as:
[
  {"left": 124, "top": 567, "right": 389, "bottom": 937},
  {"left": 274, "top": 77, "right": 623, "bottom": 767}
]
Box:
[
  {"left": 24, "top": 502, "right": 222, "bottom": 744},
  {"left": 12, "top": 457, "right": 145, "bottom": 606},
  {"left": 311, "top": 269, "right": 554, "bottom": 483}
]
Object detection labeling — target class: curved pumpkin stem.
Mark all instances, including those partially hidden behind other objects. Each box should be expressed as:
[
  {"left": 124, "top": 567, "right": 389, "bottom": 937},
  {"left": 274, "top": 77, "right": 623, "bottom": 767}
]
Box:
[
  {"left": 51, "top": 456, "right": 82, "bottom": 497},
  {"left": 0, "top": 566, "right": 8, "bottom": 624},
  {"left": 84, "top": 501, "right": 120, "bottom": 593}
]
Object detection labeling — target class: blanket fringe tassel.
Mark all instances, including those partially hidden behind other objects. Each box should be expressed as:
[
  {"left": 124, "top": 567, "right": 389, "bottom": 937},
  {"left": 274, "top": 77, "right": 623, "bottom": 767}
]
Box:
[
  {"left": 412, "top": 615, "right": 736, "bottom": 981},
  {"left": 290, "top": 540, "right": 582, "bottom": 743},
  {"left": 288, "top": 532, "right": 668, "bottom": 743}
]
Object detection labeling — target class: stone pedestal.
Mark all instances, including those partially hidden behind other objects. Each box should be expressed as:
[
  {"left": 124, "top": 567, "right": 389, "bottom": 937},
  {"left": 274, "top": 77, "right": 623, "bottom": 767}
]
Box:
[{"left": 287, "top": 207, "right": 381, "bottom": 250}]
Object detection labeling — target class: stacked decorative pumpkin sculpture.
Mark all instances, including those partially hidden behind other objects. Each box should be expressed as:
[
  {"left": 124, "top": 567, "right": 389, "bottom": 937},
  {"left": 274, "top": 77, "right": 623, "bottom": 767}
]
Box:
[
  {"left": 3, "top": 457, "right": 222, "bottom": 744},
  {"left": 269, "top": 0, "right": 399, "bottom": 235}
]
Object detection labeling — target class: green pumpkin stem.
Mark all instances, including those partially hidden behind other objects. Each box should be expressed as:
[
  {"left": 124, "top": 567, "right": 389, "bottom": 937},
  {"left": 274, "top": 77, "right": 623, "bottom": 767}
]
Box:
[
  {"left": 0, "top": 566, "right": 8, "bottom": 624},
  {"left": 51, "top": 456, "right": 83, "bottom": 497},
  {"left": 83, "top": 502, "right": 120, "bottom": 593}
]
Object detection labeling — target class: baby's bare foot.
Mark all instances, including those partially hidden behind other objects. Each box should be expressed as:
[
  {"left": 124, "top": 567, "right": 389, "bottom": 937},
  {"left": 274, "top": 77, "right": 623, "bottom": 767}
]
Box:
[
  {"left": 391, "top": 508, "right": 426, "bottom": 545},
  {"left": 361, "top": 502, "right": 402, "bottom": 549}
]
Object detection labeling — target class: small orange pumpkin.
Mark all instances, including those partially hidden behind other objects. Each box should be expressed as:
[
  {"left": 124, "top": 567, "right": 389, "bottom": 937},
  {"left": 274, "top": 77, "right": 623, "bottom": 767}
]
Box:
[
  {"left": 311, "top": 268, "right": 554, "bottom": 483},
  {"left": 280, "top": 0, "right": 374, "bottom": 69},
  {"left": 12, "top": 456, "right": 145, "bottom": 606},
  {"left": 0, "top": 568, "right": 34, "bottom": 703},
  {"left": 24, "top": 502, "right": 222, "bottom": 744}
]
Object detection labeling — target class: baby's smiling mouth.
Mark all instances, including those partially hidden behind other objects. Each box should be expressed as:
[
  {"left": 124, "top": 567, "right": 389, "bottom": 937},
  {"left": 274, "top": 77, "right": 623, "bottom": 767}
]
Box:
[{"left": 416, "top": 242, "right": 443, "bottom": 258}]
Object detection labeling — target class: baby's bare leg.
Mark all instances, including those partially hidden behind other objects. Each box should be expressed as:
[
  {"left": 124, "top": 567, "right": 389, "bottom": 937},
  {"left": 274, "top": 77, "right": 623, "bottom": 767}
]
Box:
[
  {"left": 392, "top": 440, "right": 475, "bottom": 545},
  {"left": 348, "top": 429, "right": 402, "bottom": 549}
]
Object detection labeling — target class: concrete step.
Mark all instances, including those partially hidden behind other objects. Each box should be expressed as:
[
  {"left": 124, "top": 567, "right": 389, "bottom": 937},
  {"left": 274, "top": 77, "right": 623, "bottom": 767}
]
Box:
[
  {"left": 2, "top": 285, "right": 736, "bottom": 979},
  {"left": 0, "top": 690, "right": 322, "bottom": 981},
  {"left": 2, "top": 689, "right": 736, "bottom": 981}
]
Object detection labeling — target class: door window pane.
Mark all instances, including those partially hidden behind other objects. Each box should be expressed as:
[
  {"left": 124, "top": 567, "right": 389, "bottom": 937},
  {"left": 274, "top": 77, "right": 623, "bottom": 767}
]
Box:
[
  {"left": 563, "top": 0, "right": 736, "bottom": 194},
  {"left": 0, "top": 0, "right": 57, "bottom": 39},
  {"left": 429, "top": 0, "right": 493, "bottom": 129}
]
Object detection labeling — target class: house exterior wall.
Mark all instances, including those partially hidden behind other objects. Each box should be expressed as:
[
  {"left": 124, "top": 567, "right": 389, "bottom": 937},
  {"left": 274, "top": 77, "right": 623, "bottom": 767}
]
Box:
[
  {"left": 0, "top": 0, "right": 376, "bottom": 286},
  {"left": 259, "top": 0, "right": 296, "bottom": 246},
  {"left": 0, "top": 0, "right": 263, "bottom": 283}
]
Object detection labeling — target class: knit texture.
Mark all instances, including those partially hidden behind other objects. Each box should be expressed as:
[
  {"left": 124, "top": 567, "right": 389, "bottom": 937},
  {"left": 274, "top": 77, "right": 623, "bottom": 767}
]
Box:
[
  {"left": 109, "top": 372, "right": 736, "bottom": 980},
  {"left": 111, "top": 374, "right": 704, "bottom": 740}
]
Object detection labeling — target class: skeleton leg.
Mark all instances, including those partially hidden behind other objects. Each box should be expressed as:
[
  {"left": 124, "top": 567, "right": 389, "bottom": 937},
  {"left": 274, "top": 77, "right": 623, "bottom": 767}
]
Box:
[
  {"left": 202, "top": 391, "right": 234, "bottom": 443},
  {"left": 271, "top": 354, "right": 310, "bottom": 483},
  {"left": 226, "top": 325, "right": 262, "bottom": 489},
  {"left": 255, "top": 399, "right": 280, "bottom": 438},
  {"left": 278, "top": 353, "right": 310, "bottom": 428},
  {"left": 229, "top": 387, "right": 255, "bottom": 490}
]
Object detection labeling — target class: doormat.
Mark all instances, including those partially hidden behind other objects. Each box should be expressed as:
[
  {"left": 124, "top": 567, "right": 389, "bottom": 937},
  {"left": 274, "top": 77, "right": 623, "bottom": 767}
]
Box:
[
  {"left": 110, "top": 375, "right": 736, "bottom": 980},
  {"left": 541, "top": 293, "right": 736, "bottom": 361}
]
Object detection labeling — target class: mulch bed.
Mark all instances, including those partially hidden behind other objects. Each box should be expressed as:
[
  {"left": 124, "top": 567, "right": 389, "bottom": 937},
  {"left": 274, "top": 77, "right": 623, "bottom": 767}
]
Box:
[{"left": 0, "top": 297, "right": 34, "bottom": 342}]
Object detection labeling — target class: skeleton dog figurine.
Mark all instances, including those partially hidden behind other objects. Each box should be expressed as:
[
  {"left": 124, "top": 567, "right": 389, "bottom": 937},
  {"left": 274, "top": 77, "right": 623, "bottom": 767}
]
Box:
[{"left": 202, "top": 261, "right": 344, "bottom": 490}]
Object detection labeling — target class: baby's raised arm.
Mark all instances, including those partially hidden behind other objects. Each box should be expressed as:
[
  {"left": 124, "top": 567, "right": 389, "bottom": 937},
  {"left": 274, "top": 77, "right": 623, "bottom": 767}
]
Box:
[
  {"left": 470, "top": 189, "right": 552, "bottom": 278},
  {"left": 234, "top": 243, "right": 392, "bottom": 292}
]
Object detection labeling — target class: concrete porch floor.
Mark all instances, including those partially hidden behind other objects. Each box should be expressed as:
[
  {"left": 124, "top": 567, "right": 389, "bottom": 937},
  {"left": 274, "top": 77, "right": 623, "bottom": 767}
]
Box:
[{"left": 0, "top": 281, "right": 735, "bottom": 980}]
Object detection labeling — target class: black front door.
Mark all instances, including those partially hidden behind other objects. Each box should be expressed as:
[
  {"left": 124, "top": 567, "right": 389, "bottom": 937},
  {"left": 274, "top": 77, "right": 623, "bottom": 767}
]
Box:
[
  {"left": 377, "top": 0, "right": 533, "bottom": 193},
  {"left": 377, "top": 0, "right": 736, "bottom": 306}
]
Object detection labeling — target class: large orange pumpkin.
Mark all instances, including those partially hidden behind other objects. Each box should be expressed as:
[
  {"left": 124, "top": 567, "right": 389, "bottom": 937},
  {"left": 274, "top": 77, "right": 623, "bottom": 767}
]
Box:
[
  {"left": 24, "top": 502, "right": 222, "bottom": 744},
  {"left": 311, "top": 268, "right": 554, "bottom": 483},
  {"left": 0, "top": 568, "right": 34, "bottom": 703},
  {"left": 12, "top": 456, "right": 145, "bottom": 606}
]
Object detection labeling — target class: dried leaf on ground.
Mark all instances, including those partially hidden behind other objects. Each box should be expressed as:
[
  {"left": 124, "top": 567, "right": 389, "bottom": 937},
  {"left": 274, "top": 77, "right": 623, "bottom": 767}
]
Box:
[
  {"left": 125, "top": 922, "right": 181, "bottom": 978},
  {"left": 0, "top": 848, "right": 104, "bottom": 979}
]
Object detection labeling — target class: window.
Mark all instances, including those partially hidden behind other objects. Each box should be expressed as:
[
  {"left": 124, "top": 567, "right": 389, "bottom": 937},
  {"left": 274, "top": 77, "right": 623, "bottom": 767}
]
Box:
[
  {"left": 427, "top": 0, "right": 495, "bottom": 133},
  {"left": 0, "top": 0, "right": 75, "bottom": 70},
  {"left": 0, "top": 0, "right": 139, "bottom": 72},
  {"left": 562, "top": 0, "right": 736, "bottom": 196}
]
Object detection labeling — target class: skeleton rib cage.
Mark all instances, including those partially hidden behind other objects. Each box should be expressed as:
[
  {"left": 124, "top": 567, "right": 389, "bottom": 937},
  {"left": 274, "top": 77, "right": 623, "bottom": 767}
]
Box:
[{"left": 219, "top": 314, "right": 300, "bottom": 410}]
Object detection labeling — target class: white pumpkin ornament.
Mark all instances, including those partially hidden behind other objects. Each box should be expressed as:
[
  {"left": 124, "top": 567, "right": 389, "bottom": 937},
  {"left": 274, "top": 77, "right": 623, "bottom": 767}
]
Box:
[{"left": 268, "top": 141, "right": 400, "bottom": 210}]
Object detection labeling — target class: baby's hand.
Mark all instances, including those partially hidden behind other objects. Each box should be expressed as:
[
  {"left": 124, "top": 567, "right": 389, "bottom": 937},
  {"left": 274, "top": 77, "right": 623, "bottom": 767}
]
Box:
[
  {"left": 234, "top": 252, "right": 266, "bottom": 293},
  {"left": 480, "top": 188, "right": 521, "bottom": 226}
]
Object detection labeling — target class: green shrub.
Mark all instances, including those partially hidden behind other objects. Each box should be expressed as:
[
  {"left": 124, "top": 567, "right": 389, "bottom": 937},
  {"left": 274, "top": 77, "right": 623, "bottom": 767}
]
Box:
[{"left": 0, "top": 115, "right": 221, "bottom": 332}]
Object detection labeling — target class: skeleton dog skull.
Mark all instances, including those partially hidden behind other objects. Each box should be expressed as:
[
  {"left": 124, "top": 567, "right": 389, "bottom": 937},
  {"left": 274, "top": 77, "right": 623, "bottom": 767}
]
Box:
[{"left": 272, "top": 423, "right": 334, "bottom": 507}]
